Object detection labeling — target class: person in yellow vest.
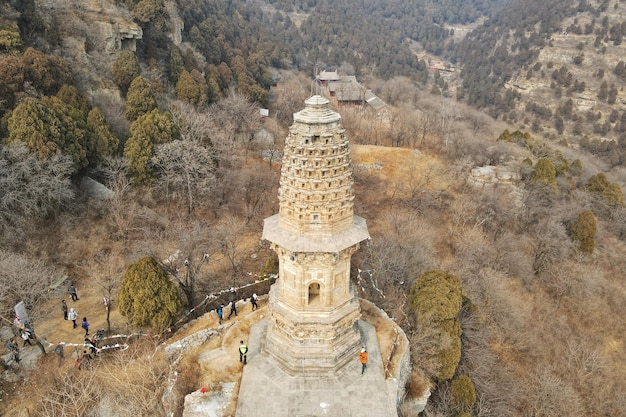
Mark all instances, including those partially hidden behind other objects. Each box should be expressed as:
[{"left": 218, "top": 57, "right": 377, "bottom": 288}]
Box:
[
  {"left": 359, "top": 347, "right": 368, "bottom": 375},
  {"left": 239, "top": 340, "right": 248, "bottom": 364}
]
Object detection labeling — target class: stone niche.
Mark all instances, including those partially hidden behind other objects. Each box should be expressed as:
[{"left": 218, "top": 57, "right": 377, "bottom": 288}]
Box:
[{"left": 94, "top": 20, "right": 142, "bottom": 53}]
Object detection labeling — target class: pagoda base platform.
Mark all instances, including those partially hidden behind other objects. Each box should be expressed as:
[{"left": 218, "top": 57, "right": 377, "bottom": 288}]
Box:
[{"left": 235, "top": 318, "right": 398, "bottom": 417}]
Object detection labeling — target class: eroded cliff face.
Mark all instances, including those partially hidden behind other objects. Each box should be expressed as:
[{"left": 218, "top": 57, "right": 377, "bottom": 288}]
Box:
[
  {"left": 31, "top": 0, "right": 143, "bottom": 105},
  {"left": 37, "top": 0, "right": 142, "bottom": 53}
]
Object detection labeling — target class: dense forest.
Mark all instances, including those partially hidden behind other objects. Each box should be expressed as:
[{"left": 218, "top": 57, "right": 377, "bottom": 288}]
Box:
[{"left": 1, "top": 0, "right": 625, "bottom": 416}]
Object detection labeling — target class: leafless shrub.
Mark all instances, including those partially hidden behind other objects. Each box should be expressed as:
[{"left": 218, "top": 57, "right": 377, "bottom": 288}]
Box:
[
  {"left": 0, "top": 144, "right": 75, "bottom": 244},
  {"left": 523, "top": 369, "right": 584, "bottom": 417},
  {"left": 152, "top": 140, "right": 218, "bottom": 214},
  {"left": 207, "top": 91, "right": 261, "bottom": 151},
  {"left": 0, "top": 249, "right": 65, "bottom": 319}
]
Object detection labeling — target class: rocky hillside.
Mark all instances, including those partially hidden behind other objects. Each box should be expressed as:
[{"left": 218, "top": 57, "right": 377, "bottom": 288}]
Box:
[{"left": 505, "top": 6, "right": 626, "bottom": 144}]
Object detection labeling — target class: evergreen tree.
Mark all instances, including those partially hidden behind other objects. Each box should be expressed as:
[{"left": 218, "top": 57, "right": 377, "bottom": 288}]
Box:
[
  {"left": 87, "top": 108, "right": 119, "bottom": 159},
  {"left": 7, "top": 96, "right": 88, "bottom": 169},
  {"left": 56, "top": 85, "right": 90, "bottom": 114},
  {"left": 570, "top": 210, "right": 597, "bottom": 254},
  {"left": 585, "top": 173, "right": 610, "bottom": 192},
  {"left": 117, "top": 256, "right": 182, "bottom": 331},
  {"left": 602, "top": 183, "right": 625, "bottom": 207},
  {"left": 451, "top": 375, "right": 477, "bottom": 411},
  {"left": 532, "top": 158, "right": 557, "bottom": 185},
  {"left": 125, "top": 76, "right": 157, "bottom": 121},
  {"left": 175, "top": 70, "right": 202, "bottom": 106},
  {"left": 123, "top": 109, "right": 177, "bottom": 183},
  {"left": 409, "top": 269, "right": 463, "bottom": 381},
  {"left": 168, "top": 45, "right": 184, "bottom": 84},
  {"left": 0, "top": 23, "right": 22, "bottom": 52},
  {"left": 112, "top": 50, "right": 141, "bottom": 95},
  {"left": 21, "top": 47, "right": 72, "bottom": 95},
  {"left": 570, "top": 159, "right": 583, "bottom": 177}
]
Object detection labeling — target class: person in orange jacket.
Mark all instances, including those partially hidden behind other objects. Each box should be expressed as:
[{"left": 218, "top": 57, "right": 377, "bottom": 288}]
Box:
[{"left": 359, "top": 347, "right": 368, "bottom": 375}]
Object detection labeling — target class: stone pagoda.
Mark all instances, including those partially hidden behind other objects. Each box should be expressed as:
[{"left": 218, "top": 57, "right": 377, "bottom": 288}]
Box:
[{"left": 261, "top": 94, "right": 370, "bottom": 375}]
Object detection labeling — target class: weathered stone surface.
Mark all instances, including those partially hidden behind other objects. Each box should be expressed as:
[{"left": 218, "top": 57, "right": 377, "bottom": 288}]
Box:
[
  {"left": 93, "top": 20, "right": 142, "bottom": 53},
  {"left": 165, "top": 1, "right": 184, "bottom": 45},
  {"left": 80, "top": 176, "right": 114, "bottom": 200},
  {"left": 262, "top": 95, "right": 370, "bottom": 376},
  {"left": 236, "top": 319, "right": 398, "bottom": 417},
  {"left": 468, "top": 165, "right": 525, "bottom": 207},
  {"left": 183, "top": 383, "right": 236, "bottom": 417}
]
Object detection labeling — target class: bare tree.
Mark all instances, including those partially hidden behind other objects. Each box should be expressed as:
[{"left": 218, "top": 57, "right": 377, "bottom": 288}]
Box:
[
  {"left": 214, "top": 216, "right": 247, "bottom": 287},
  {"left": 39, "top": 341, "right": 168, "bottom": 417},
  {"left": 157, "top": 219, "right": 217, "bottom": 306},
  {"left": 0, "top": 249, "right": 65, "bottom": 320},
  {"left": 91, "top": 250, "right": 125, "bottom": 333},
  {"left": 208, "top": 91, "right": 261, "bottom": 150},
  {"left": 270, "top": 75, "right": 308, "bottom": 127},
  {"left": 98, "top": 157, "right": 135, "bottom": 241},
  {"left": 0, "top": 144, "right": 74, "bottom": 243},
  {"left": 169, "top": 101, "right": 213, "bottom": 145},
  {"left": 151, "top": 140, "right": 218, "bottom": 214},
  {"left": 524, "top": 369, "right": 584, "bottom": 417}
]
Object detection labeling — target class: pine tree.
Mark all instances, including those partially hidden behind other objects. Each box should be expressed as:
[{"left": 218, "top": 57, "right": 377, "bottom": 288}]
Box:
[
  {"left": 532, "top": 158, "right": 557, "bottom": 185},
  {"left": 123, "top": 109, "right": 177, "bottom": 183},
  {"left": 0, "top": 24, "right": 22, "bottom": 52},
  {"left": 602, "top": 183, "right": 625, "bottom": 207},
  {"left": 56, "top": 85, "right": 91, "bottom": 114},
  {"left": 125, "top": 76, "right": 157, "bottom": 121},
  {"left": 451, "top": 375, "right": 477, "bottom": 410},
  {"left": 87, "top": 108, "right": 119, "bottom": 160},
  {"left": 112, "top": 50, "right": 141, "bottom": 95},
  {"left": 117, "top": 256, "right": 182, "bottom": 332},
  {"left": 168, "top": 45, "right": 184, "bottom": 84},
  {"left": 175, "top": 70, "right": 202, "bottom": 106},
  {"left": 7, "top": 96, "right": 88, "bottom": 169},
  {"left": 409, "top": 270, "right": 463, "bottom": 381},
  {"left": 570, "top": 210, "right": 597, "bottom": 254},
  {"left": 585, "top": 173, "right": 610, "bottom": 192}
]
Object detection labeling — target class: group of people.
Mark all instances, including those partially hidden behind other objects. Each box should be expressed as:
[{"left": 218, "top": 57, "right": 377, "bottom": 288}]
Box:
[
  {"left": 216, "top": 293, "right": 258, "bottom": 324},
  {"left": 61, "top": 284, "right": 90, "bottom": 336}
]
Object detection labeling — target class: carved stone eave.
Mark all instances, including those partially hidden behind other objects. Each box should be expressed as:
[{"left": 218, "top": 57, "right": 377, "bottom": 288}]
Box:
[{"left": 262, "top": 214, "right": 370, "bottom": 253}]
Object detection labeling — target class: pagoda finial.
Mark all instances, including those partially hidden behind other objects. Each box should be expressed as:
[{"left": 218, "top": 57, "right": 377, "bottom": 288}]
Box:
[{"left": 311, "top": 62, "right": 321, "bottom": 96}]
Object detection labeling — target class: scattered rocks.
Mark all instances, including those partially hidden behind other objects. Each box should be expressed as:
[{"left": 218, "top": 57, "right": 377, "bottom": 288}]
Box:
[
  {"left": 468, "top": 165, "right": 525, "bottom": 207},
  {"left": 183, "top": 383, "right": 236, "bottom": 417}
]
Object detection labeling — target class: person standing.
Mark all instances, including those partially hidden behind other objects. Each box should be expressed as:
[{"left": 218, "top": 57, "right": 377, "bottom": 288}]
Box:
[
  {"left": 6, "top": 339, "right": 19, "bottom": 363},
  {"left": 68, "top": 284, "right": 78, "bottom": 302},
  {"left": 217, "top": 304, "right": 224, "bottom": 324},
  {"left": 21, "top": 328, "right": 33, "bottom": 346},
  {"left": 61, "top": 299, "right": 68, "bottom": 320},
  {"left": 227, "top": 300, "right": 237, "bottom": 319},
  {"left": 81, "top": 317, "right": 89, "bottom": 336},
  {"left": 359, "top": 347, "right": 368, "bottom": 375},
  {"left": 54, "top": 343, "right": 64, "bottom": 367},
  {"left": 250, "top": 293, "right": 258, "bottom": 310},
  {"left": 239, "top": 340, "right": 248, "bottom": 365},
  {"left": 68, "top": 308, "right": 78, "bottom": 328}
]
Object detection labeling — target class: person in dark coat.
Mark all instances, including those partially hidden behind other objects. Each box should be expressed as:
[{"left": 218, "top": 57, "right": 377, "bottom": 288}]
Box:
[
  {"left": 250, "top": 293, "right": 258, "bottom": 310},
  {"left": 81, "top": 317, "right": 89, "bottom": 336},
  {"left": 61, "top": 299, "right": 68, "bottom": 320},
  {"left": 227, "top": 300, "right": 237, "bottom": 319},
  {"left": 68, "top": 284, "right": 78, "bottom": 301},
  {"left": 217, "top": 304, "right": 224, "bottom": 324}
]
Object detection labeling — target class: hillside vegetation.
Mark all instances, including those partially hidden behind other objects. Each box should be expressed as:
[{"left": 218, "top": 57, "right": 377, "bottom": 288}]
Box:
[{"left": 0, "top": 0, "right": 625, "bottom": 416}]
